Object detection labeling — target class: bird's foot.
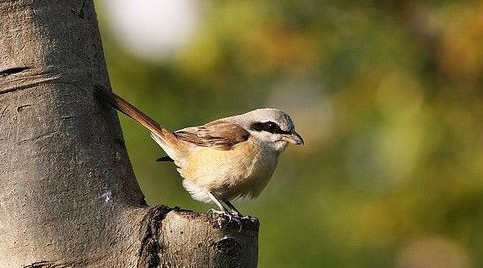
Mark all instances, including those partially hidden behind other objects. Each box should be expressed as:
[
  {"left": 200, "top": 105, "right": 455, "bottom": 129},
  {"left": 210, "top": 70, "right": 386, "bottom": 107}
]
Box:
[
  {"left": 240, "top": 215, "right": 257, "bottom": 222},
  {"left": 208, "top": 209, "right": 243, "bottom": 232},
  {"left": 208, "top": 208, "right": 226, "bottom": 216}
]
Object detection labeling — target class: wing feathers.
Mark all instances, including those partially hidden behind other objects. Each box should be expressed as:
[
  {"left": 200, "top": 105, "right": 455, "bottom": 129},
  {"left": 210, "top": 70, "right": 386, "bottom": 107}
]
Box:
[
  {"left": 156, "top": 156, "right": 174, "bottom": 162},
  {"left": 174, "top": 121, "right": 250, "bottom": 150}
]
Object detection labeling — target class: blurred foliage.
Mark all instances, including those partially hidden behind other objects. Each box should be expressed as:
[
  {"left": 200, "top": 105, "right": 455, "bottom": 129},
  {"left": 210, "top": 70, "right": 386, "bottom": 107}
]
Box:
[{"left": 97, "top": 1, "right": 483, "bottom": 267}]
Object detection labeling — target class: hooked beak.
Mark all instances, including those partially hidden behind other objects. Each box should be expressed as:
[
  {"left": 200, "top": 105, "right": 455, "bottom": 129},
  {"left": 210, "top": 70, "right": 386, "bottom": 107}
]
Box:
[{"left": 284, "top": 131, "right": 304, "bottom": 145}]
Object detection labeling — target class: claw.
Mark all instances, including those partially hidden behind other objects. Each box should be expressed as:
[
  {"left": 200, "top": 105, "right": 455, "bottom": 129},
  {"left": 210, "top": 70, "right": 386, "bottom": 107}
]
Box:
[
  {"left": 208, "top": 208, "right": 223, "bottom": 215},
  {"left": 241, "top": 215, "right": 254, "bottom": 221},
  {"left": 208, "top": 209, "right": 243, "bottom": 232},
  {"left": 230, "top": 215, "right": 243, "bottom": 232},
  {"left": 230, "top": 211, "right": 242, "bottom": 218}
]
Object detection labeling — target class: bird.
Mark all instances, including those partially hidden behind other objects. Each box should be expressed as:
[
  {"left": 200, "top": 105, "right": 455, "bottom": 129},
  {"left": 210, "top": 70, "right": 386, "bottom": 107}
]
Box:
[{"left": 94, "top": 86, "right": 303, "bottom": 217}]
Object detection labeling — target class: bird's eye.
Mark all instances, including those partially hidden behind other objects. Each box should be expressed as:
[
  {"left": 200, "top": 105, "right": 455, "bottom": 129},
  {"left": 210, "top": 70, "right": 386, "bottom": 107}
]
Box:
[{"left": 267, "top": 122, "right": 280, "bottom": 132}]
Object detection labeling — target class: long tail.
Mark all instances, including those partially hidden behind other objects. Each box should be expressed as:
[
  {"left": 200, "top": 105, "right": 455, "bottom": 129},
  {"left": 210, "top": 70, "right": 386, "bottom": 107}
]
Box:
[{"left": 94, "top": 86, "right": 178, "bottom": 146}]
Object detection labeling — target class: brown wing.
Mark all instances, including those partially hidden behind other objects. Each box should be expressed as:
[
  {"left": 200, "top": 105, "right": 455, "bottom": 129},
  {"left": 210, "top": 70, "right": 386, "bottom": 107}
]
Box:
[{"left": 174, "top": 120, "right": 250, "bottom": 150}]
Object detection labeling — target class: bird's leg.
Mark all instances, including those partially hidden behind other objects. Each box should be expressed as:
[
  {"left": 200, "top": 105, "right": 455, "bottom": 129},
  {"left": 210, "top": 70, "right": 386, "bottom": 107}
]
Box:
[
  {"left": 224, "top": 200, "right": 254, "bottom": 222},
  {"left": 222, "top": 199, "right": 244, "bottom": 232},
  {"left": 207, "top": 192, "right": 229, "bottom": 213},
  {"left": 223, "top": 200, "right": 242, "bottom": 217},
  {"left": 207, "top": 192, "right": 242, "bottom": 230}
]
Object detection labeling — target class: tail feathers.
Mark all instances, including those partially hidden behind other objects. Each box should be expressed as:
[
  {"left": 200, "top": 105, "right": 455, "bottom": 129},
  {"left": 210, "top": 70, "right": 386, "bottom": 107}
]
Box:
[{"left": 94, "top": 85, "right": 178, "bottom": 145}]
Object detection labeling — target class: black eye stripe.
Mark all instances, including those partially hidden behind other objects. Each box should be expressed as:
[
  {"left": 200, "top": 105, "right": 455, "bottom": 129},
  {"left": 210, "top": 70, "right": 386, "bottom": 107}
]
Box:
[
  {"left": 249, "top": 122, "right": 265, "bottom": 132},
  {"left": 249, "top": 121, "right": 290, "bottom": 134}
]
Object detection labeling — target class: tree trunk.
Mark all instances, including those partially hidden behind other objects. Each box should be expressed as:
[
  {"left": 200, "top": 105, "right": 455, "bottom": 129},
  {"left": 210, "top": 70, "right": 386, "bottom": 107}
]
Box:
[{"left": 0, "top": 1, "right": 258, "bottom": 267}]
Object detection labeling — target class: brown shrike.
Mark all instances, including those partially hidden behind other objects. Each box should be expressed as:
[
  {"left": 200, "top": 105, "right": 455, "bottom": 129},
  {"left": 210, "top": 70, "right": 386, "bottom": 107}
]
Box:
[{"left": 95, "top": 87, "right": 303, "bottom": 216}]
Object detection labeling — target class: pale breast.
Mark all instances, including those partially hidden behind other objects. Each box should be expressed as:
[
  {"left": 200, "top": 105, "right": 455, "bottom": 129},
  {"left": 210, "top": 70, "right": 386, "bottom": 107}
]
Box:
[{"left": 179, "top": 137, "right": 280, "bottom": 200}]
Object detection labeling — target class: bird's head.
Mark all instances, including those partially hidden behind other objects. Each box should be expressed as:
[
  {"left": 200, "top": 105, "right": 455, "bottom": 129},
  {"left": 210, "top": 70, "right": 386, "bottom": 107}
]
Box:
[{"left": 232, "top": 108, "right": 304, "bottom": 152}]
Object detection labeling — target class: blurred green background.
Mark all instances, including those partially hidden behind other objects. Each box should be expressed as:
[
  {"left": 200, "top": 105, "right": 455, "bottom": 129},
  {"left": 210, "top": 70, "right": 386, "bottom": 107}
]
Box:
[{"left": 96, "top": 1, "right": 483, "bottom": 267}]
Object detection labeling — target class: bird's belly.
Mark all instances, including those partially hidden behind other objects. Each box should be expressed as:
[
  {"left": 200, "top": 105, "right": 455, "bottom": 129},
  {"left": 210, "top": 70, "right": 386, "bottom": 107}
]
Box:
[
  {"left": 233, "top": 153, "right": 278, "bottom": 199},
  {"left": 179, "top": 141, "right": 279, "bottom": 201}
]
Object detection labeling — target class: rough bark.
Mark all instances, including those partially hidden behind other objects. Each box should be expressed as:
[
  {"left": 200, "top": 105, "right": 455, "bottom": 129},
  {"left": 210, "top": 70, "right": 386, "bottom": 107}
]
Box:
[{"left": 0, "top": 1, "right": 258, "bottom": 267}]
